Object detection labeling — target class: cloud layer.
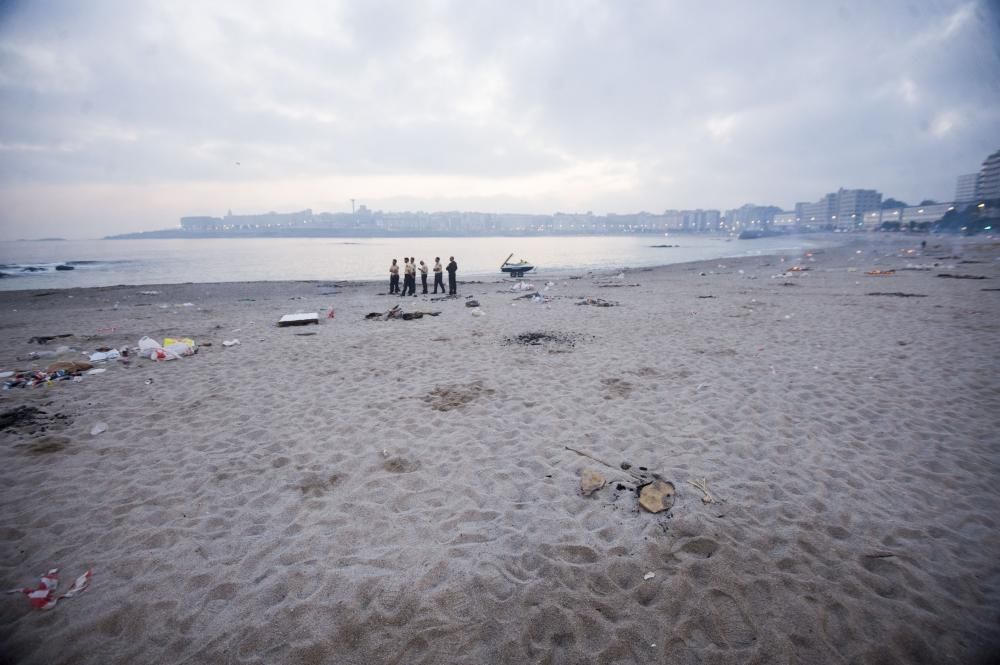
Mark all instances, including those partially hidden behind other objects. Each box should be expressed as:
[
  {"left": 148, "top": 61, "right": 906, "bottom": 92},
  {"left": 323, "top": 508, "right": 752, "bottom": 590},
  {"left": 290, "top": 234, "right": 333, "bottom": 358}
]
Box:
[{"left": 1, "top": 0, "right": 998, "bottom": 237}]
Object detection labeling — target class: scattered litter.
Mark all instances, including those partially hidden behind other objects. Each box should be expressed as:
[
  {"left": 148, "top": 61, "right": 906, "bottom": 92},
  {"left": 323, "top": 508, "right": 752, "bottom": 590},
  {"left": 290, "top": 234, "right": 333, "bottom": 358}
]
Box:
[
  {"left": 470, "top": 308, "right": 485, "bottom": 317},
  {"left": 580, "top": 470, "right": 606, "bottom": 496},
  {"left": 638, "top": 480, "right": 676, "bottom": 513},
  {"left": 326, "top": 308, "right": 335, "bottom": 319},
  {"left": 643, "top": 572, "right": 655, "bottom": 581},
  {"left": 0, "top": 371, "right": 13, "bottom": 379},
  {"left": 5, "top": 366, "right": 91, "bottom": 389},
  {"left": 163, "top": 338, "right": 196, "bottom": 357},
  {"left": 138, "top": 290, "right": 160, "bottom": 295},
  {"left": 28, "top": 334, "right": 73, "bottom": 345},
  {"left": 367, "top": 306, "right": 441, "bottom": 321},
  {"left": 295, "top": 332, "right": 317, "bottom": 336},
  {"left": 465, "top": 300, "right": 480, "bottom": 308},
  {"left": 278, "top": 312, "right": 319, "bottom": 326},
  {"left": 688, "top": 478, "right": 714, "bottom": 504},
  {"left": 222, "top": 339, "right": 241, "bottom": 347},
  {"left": 866, "top": 292, "right": 927, "bottom": 298},
  {"left": 576, "top": 297, "right": 618, "bottom": 307},
  {"left": 865, "top": 269, "right": 895, "bottom": 276},
  {"left": 7, "top": 568, "right": 92, "bottom": 610},
  {"left": 145, "top": 378, "right": 154, "bottom": 385},
  {"left": 90, "top": 422, "right": 107, "bottom": 436},
  {"left": 937, "top": 274, "right": 987, "bottom": 280},
  {"left": 510, "top": 281, "right": 534, "bottom": 291},
  {"left": 46, "top": 361, "right": 93, "bottom": 374},
  {"left": 85, "top": 368, "right": 106, "bottom": 375},
  {"left": 88, "top": 349, "right": 120, "bottom": 363}
]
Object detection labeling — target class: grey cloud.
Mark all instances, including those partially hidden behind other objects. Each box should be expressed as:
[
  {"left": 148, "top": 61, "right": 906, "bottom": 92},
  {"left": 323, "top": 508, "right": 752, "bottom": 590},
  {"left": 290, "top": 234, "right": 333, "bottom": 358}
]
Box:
[{"left": 0, "top": 0, "right": 998, "bottom": 232}]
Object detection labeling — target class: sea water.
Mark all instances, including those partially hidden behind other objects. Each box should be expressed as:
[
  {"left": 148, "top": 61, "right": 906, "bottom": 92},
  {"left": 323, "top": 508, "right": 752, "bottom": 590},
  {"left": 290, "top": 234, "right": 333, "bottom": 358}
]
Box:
[{"left": 0, "top": 235, "right": 833, "bottom": 291}]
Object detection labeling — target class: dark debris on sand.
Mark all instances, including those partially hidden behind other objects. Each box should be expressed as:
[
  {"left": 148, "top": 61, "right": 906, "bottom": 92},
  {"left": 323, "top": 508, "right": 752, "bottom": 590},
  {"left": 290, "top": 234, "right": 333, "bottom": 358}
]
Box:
[
  {"left": 1, "top": 406, "right": 47, "bottom": 430},
  {"left": 503, "top": 331, "right": 586, "bottom": 348},
  {"left": 866, "top": 292, "right": 927, "bottom": 298}
]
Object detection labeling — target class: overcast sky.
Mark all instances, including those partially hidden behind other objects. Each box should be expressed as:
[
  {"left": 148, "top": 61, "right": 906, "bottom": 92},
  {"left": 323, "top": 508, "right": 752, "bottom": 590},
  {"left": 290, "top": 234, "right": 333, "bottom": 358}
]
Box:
[{"left": 1, "top": 0, "right": 998, "bottom": 239}]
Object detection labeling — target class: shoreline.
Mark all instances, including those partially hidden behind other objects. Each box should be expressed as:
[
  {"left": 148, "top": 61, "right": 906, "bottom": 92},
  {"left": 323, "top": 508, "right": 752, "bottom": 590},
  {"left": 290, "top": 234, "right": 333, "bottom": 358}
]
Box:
[
  {"left": 0, "top": 232, "right": 847, "bottom": 292},
  {"left": 1, "top": 234, "right": 998, "bottom": 664}
]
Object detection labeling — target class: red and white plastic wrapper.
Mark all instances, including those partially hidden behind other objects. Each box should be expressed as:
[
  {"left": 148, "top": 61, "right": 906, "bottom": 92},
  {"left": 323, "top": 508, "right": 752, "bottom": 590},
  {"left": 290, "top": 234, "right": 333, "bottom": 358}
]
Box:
[{"left": 7, "top": 568, "right": 92, "bottom": 610}]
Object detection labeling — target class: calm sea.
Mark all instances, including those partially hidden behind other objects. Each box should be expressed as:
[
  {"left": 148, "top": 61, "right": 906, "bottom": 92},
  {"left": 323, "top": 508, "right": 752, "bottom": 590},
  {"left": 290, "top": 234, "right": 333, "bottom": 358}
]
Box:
[{"left": 0, "top": 235, "right": 833, "bottom": 291}]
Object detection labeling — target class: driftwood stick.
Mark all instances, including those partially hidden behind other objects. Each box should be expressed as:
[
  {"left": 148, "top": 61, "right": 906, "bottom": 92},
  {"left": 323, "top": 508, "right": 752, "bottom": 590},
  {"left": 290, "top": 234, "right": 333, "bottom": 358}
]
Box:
[
  {"left": 564, "top": 446, "right": 645, "bottom": 481},
  {"left": 688, "top": 478, "right": 714, "bottom": 504}
]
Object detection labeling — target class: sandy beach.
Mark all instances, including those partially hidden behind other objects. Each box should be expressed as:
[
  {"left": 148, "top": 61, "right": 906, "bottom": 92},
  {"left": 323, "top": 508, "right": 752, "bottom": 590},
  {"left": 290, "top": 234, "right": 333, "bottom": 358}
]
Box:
[{"left": 1, "top": 235, "right": 998, "bottom": 664}]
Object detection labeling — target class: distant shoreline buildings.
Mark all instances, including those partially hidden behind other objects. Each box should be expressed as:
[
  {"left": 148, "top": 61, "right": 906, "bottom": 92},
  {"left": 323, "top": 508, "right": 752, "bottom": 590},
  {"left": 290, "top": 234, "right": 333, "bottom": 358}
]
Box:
[{"left": 108, "top": 148, "right": 1000, "bottom": 238}]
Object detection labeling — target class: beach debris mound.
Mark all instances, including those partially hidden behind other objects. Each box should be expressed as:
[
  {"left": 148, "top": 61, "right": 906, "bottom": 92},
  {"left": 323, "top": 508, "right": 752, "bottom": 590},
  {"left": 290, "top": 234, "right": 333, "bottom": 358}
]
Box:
[
  {"left": 503, "top": 331, "right": 582, "bottom": 348},
  {"left": 423, "top": 380, "right": 496, "bottom": 411},
  {"left": 638, "top": 480, "right": 676, "bottom": 513},
  {"left": 45, "top": 361, "right": 93, "bottom": 374},
  {"left": 0, "top": 406, "right": 47, "bottom": 430},
  {"left": 28, "top": 334, "right": 73, "bottom": 345},
  {"left": 580, "top": 469, "right": 606, "bottom": 496},
  {"left": 366, "top": 306, "right": 441, "bottom": 321},
  {"left": 577, "top": 297, "right": 618, "bottom": 307},
  {"left": 601, "top": 377, "right": 633, "bottom": 399},
  {"left": 383, "top": 456, "right": 421, "bottom": 473}
]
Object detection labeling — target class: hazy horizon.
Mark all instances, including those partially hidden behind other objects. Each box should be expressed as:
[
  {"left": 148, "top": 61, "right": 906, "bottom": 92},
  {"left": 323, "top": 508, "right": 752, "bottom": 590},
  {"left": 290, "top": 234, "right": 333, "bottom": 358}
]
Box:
[{"left": 1, "top": 0, "right": 999, "bottom": 241}]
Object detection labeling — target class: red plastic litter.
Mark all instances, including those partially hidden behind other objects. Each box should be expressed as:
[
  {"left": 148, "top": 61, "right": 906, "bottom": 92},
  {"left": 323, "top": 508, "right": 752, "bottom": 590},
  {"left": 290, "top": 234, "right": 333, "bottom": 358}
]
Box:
[{"left": 7, "top": 568, "right": 92, "bottom": 610}]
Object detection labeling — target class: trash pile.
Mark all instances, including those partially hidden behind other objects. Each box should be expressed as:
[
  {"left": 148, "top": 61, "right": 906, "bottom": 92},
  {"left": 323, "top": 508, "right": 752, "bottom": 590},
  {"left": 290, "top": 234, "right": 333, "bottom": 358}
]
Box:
[
  {"left": 566, "top": 445, "right": 679, "bottom": 513},
  {"left": 3, "top": 335, "right": 199, "bottom": 389},
  {"left": 510, "top": 281, "right": 535, "bottom": 291},
  {"left": 365, "top": 305, "right": 442, "bottom": 321},
  {"left": 138, "top": 336, "right": 197, "bottom": 361},
  {"left": 576, "top": 297, "right": 618, "bottom": 307}
]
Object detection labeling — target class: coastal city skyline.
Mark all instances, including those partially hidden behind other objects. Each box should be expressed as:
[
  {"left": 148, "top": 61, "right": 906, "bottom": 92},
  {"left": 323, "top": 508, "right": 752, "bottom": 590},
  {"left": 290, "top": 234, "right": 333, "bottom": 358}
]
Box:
[{"left": 107, "top": 147, "right": 1000, "bottom": 239}]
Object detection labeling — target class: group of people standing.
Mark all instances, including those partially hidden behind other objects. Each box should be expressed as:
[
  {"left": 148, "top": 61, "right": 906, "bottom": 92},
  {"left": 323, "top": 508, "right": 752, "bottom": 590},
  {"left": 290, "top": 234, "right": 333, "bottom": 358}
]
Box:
[{"left": 389, "top": 256, "right": 458, "bottom": 296}]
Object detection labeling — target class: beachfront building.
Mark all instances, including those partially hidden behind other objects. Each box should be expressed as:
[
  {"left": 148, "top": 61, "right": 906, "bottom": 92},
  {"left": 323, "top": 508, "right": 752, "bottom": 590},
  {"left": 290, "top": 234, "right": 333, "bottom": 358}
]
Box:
[
  {"left": 797, "top": 194, "right": 837, "bottom": 229},
  {"left": 978, "top": 149, "right": 1000, "bottom": 200},
  {"left": 795, "top": 188, "right": 882, "bottom": 230},
  {"left": 954, "top": 173, "right": 980, "bottom": 205},
  {"left": 862, "top": 210, "right": 882, "bottom": 230},
  {"left": 722, "top": 204, "right": 782, "bottom": 231},
  {"left": 180, "top": 215, "right": 223, "bottom": 231},
  {"left": 771, "top": 212, "right": 798, "bottom": 228},
  {"left": 898, "top": 204, "right": 955, "bottom": 226}
]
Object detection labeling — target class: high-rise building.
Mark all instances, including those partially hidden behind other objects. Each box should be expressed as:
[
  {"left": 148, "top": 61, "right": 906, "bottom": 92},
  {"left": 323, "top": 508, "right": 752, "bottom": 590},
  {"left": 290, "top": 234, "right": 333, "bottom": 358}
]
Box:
[
  {"left": 723, "top": 204, "right": 782, "bottom": 229},
  {"left": 978, "top": 149, "right": 1000, "bottom": 200},
  {"left": 954, "top": 173, "right": 980, "bottom": 204},
  {"left": 797, "top": 188, "right": 882, "bottom": 229}
]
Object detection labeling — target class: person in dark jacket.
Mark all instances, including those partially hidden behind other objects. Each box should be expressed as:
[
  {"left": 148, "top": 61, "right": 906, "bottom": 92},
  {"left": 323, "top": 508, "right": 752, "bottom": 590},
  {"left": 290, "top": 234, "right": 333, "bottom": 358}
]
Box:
[
  {"left": 433, "top": 257, "right": 445, "bottom": 294},
  {"left": 446, "top": 256, "right": 458, "bottom": 295}
]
